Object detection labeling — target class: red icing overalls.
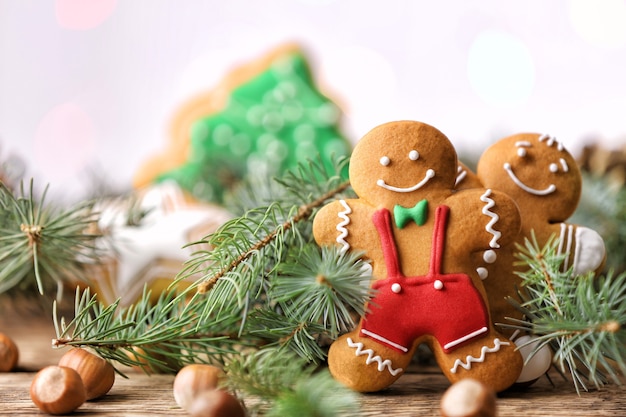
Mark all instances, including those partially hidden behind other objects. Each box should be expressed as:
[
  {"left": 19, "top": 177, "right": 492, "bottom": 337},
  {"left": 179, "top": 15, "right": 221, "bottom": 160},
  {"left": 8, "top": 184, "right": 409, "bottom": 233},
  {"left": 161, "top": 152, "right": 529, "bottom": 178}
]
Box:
[{"left": 360, "top": 205, "right": 490, "bottom": 354}]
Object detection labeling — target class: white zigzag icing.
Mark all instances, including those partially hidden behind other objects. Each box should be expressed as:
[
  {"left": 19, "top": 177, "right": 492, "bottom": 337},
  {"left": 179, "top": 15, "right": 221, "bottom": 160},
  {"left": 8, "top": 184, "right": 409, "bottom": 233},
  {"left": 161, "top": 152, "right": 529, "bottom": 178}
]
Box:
[
  {"left": 450, "top": 338, "right": 510, "bottom": 374},
  {"left": 479, "top": 189, "right": 501, "bottom": 249},
  {"left": 455, "top": 165, "right": 467, "bottom": 186},
  {"left": 557, "top": 223, "right": 574, "bottom": 272},
  {"left": 346, "top": 337, "right": 403, "bottom": 376},
  {"left": 336, "top": 200, "right": 352, "bottom": 254}
]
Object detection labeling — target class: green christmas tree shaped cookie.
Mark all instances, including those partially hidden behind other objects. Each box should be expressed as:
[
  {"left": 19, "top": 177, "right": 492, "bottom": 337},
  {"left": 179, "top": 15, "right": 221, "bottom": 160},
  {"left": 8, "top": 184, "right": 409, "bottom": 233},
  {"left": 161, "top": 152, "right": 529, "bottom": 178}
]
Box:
[{"left": 148, "top": 46, "right": 351, "bottom": 203}]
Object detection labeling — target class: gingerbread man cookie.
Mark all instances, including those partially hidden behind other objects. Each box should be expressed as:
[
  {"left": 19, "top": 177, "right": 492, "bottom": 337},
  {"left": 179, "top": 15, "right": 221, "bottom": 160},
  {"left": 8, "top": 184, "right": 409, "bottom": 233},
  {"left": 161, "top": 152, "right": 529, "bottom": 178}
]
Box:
[
  {"left": 460, "top": 133, "right": 606, "bottom": 329},
  {"left": 313, "top": 121, "right": 523, "bottom": 393}
]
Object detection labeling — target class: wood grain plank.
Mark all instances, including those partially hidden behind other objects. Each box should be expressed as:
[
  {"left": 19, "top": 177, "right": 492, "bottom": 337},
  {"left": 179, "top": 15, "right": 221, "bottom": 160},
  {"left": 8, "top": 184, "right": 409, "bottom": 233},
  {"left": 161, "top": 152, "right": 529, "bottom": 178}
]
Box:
[{"left": 1, "top": 313, "right": 625, "bottom": 416}]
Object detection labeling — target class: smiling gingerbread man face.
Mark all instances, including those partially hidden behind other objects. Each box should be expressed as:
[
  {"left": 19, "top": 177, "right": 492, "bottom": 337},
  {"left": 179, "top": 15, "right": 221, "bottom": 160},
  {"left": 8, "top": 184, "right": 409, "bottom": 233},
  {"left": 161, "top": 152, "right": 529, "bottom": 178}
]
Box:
[
  {"left": 349, "top": 121, "right": 458, "bottom": 208},
  {"left": 477, "top": 133, "right": 582, "bottom": 224}
]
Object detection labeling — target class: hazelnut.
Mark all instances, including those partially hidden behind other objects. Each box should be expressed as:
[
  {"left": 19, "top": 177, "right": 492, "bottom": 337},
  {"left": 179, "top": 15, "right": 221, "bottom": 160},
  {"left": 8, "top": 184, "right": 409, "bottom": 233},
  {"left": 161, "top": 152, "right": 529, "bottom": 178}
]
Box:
[
  {"left": 125, "top": 346, "right": 152, "bottom": 372},
  {"left": 126, "top": 345, "right": 177, "bottom": 373},
  {"left": 58, "top": 347, "right": 115, "bottom": 400},
  {"left": 0, "top": 332, "right": 19, "bottom": 372},
  {"left": 173, "top": 364, "right": 224, "bottom": 410},
  {"left": 30, "top": 365, "right": 86, "bottom": 415},
  {"left": 440, "top": 378, "right": 497, "bottom": 417},
  {"left": 187, "top": 389, "right": 245, "bottom": 417}
]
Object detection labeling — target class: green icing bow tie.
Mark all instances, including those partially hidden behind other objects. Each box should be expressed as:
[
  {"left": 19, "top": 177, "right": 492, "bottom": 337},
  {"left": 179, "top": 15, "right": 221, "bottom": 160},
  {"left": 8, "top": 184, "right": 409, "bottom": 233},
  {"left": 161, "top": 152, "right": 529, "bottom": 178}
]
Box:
[{"left": 394, "top": 199, "right": 428, "bottom": 228}]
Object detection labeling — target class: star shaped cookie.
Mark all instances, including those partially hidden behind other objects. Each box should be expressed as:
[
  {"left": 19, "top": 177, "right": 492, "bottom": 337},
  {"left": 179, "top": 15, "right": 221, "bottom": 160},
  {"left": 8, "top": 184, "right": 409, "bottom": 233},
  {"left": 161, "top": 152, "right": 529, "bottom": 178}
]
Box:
[{"left": 91, "top": 181, "right": 232, "bottom": 306}]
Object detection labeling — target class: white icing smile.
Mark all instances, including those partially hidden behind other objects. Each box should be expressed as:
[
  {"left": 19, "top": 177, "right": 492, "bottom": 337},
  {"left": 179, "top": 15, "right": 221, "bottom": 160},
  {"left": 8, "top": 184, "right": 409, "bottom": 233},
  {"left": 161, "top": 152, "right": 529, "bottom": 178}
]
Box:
[
  {"left": 377, "top": 169, "right": 435, "bottom": 193},
  {"left": 503, "top": 163, "right": 556, "bottom": 196}
]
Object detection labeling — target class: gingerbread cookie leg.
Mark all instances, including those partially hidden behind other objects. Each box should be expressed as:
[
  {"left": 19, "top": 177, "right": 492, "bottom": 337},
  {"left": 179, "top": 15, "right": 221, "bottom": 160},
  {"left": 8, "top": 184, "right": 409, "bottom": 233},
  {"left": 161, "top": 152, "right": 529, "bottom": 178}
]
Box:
[
  {"left": 328, "top": 329, "right": 413, "bottom": 392},
  {"left": 434, "top": 327, "right": 523, "bottom": 393}
]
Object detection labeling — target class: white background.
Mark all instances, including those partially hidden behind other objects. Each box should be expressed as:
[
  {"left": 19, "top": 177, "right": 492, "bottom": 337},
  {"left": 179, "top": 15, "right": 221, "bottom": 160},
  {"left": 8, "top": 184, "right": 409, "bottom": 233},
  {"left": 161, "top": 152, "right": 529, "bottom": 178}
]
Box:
[{"left": 1, "top": 0, "right": 625, "bottom": 200}]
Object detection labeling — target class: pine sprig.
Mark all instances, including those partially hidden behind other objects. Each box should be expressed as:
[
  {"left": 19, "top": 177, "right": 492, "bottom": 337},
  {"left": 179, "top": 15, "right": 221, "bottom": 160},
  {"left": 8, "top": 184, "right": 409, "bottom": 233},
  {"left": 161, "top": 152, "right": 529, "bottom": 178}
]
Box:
[
  {"left": 224, "top": 350, "right": 359, "bottom": 416},
  {"left": 272, "top": 244, "right": 371, "bottom": 338},
  {"left": 52, "top": 287, "right": 240, "bottom": 376},
  {"left": 177, "top": 157, "right": 353, "bottom": 324},
  {"left": 51, "top": 157, "right": 367, "bottom": 415},
  {"left": 193, "top": 180, "right": 351, "bottom": 295},
  {"left": 247, "top": 309, "right": 327, "bottom": 362},
  {"left": 266, "top": 372, "right": 359, "bottom": 417},
  {"left": 194, "top": 202, "right": 305, "bottom": 296},
  {"left": 0, "top": 180, "right": 100, "bottom": 298},
  {"left": 505, "top": 234, "right": 626, "bottom": 392},
  {"left": 41, "top": 157, "right": 370, "bottom": 417}
]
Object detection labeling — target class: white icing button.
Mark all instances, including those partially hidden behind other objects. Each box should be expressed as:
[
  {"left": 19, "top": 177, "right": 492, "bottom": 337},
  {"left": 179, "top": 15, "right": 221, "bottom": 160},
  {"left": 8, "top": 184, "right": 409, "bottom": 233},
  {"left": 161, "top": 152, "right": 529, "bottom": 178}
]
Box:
[
  {"left": 434, "top": 280, "right": 444, "bottom": 290},
  {"left": 483, "top": 249, "right": 497, "bottom": 264},
  {"left": 391, "top": 283, "right": 402, "bottom": 293},
  {"left": 477, "top": 267, "right": 488, "bottom": 280},
  {"left": 380, "top": 156, "right": 390, "bottom": 166}
]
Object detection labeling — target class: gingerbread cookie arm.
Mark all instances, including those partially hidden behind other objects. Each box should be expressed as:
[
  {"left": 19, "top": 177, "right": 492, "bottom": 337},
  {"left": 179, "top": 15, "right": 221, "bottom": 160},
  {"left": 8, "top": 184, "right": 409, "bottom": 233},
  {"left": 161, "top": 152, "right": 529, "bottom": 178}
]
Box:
[
  {"left": 551, "top": 223, "right": 606, "bottom": 276},
  {"left": 455, "top": 161, "right": 483, "bottom": 190},
  {"left": 446, "top": 188, "right": 521, "bottom": 253},
  {"left": 313, "top": 200, "right": 389, "bottom": 279},
  {"left": 313, "top": 199, "right": 355, "bottom": 251}
]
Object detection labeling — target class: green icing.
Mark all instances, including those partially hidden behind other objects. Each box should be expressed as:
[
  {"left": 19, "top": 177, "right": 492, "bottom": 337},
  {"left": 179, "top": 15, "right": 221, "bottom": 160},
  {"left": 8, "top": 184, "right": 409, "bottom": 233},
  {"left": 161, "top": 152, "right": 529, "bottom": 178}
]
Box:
[{"left": 157, "top": 52, "right": 352, "bottom": 203}]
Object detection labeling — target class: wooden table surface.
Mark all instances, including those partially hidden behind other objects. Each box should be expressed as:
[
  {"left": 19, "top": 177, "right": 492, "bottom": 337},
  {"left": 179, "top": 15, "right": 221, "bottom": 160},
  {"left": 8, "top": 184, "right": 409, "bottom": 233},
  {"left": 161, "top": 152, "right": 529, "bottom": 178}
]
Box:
[{"left": 1, "top": 311, "right": 625, "bottom": 416}]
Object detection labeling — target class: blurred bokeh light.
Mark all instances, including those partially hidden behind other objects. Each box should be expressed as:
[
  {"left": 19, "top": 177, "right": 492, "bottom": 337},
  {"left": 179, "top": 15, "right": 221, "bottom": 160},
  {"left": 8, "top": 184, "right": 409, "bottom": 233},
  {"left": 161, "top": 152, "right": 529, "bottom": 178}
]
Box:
[{"left": 1, "top": 0, "right": 625, "bottom": 198}]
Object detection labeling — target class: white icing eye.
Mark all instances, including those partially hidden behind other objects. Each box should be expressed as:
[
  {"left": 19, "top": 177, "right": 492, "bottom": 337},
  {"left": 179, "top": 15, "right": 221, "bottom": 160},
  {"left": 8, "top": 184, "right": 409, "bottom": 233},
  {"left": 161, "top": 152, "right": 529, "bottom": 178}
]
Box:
[
  {"left": 409, "top": 150, "right": 419, "bottom": 161},
  {"left": 549, "top": 163, "right": 558, "bottom": 173},
  {"left": 517, "top": 148, "right": 527, "bottom": 157},
  {"left": 380, "top": 156, "right": 390, "bottom": 166}
]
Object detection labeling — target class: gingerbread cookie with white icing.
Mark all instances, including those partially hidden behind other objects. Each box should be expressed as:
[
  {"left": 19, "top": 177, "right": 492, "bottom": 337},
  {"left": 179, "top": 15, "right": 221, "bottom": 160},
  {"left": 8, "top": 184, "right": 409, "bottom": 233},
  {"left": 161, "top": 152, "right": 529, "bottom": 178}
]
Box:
[
  {"left": 313, "top": 121, "right": 523, "bottom": 393},
  {"left": 461, "top": 134, "right": 606, "bottom": 383}
]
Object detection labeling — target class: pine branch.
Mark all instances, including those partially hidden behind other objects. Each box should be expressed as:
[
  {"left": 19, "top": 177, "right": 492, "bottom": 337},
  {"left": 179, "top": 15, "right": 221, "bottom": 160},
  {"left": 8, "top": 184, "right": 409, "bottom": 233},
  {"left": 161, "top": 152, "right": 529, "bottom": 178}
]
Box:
[
  {"left": 52, "top": 287, "right": 242, "bottom": 376},
  {"left": 194, "top": 178, "right": 350, "bottom": 295},
  {"left": 272, "top": 244, "right": 371, "bottom": 338},
  {"left": 225, "top": 350, "right": 359, "bottom": 417},
  {"left": 0, "top": 180, "right": 101, "bottom": 298},
  {"left": 50, "top": 157, "right": 367, "bottom": 415},
  {"left": 266, "top": 372, "right": 359, "bottom": 417},
  {"left": 504, "top": 235, "right": 626, "bottom": 392},
  {"left": 246, "top": 309, "right": 327, "bottom": 362},
  {"left": 177, "top": 157, "right": 353, "bottom": 325}
]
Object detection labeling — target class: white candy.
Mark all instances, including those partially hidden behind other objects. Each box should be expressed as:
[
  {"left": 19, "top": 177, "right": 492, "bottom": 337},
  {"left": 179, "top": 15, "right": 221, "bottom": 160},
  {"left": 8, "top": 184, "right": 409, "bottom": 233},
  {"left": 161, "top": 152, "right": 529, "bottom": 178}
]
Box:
[{"left": 514, "top": 335, "right": 552, "bottom": 383}]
